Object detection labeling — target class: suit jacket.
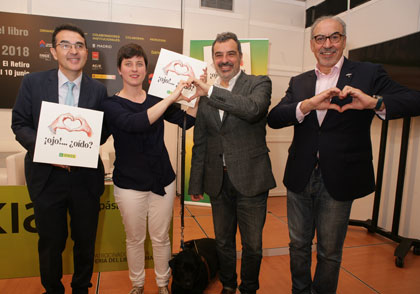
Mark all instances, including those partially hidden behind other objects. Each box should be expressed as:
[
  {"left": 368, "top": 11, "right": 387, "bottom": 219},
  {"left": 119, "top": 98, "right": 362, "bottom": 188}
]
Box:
[
  {"left": 189, "top": 71, "right": 276, "bottom": 198},
  {"left": 267, "top": 58, "right": 420, "bottom": 201},
  {"left": 11, "top": 69, "right": 109, "bottom": 200}
]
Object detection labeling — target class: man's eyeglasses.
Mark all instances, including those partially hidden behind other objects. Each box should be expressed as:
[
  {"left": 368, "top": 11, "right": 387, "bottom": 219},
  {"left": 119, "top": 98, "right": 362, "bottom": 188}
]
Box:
[
  {"left": 312, "top": 32, "right": 345, "bottom": 45},
  {"left": 56, "top": 41, "right": 86, "bottom": 50}
]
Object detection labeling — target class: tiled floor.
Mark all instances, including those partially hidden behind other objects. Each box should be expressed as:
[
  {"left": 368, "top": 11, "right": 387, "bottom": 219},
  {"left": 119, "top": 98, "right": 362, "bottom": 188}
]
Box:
[{"left": 1, "top": 197, "right": 419, "bottom": 293}]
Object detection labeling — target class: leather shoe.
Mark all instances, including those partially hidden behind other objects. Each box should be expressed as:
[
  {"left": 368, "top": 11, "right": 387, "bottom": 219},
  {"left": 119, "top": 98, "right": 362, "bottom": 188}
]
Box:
[{"left": 221, "top": 288, "right": 236, "bottom": 294}]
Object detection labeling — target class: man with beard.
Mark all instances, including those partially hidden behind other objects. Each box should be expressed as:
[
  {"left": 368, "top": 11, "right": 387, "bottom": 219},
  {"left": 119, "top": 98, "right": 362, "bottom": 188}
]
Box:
[{"left": 188, "top": 32, "right": 276, "bottom": 294}]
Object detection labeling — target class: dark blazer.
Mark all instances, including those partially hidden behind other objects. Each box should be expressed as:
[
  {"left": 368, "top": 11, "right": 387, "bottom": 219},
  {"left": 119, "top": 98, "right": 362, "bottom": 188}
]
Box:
[
  {"left": 267, "top": 58, "right": 420, "bottom": 201},
  {"left": 11, "top": 69, "right": 109, "bottom": 200},
  {"left": 189, "top": 71, "right": 276, "bottom": 198}
]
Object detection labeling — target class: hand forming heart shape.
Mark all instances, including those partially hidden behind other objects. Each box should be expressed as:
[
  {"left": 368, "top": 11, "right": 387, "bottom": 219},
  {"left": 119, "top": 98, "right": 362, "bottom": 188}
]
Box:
[
  {"left": 63, "top": 117, "right": 82, "bottom": 130},
  {"left": 306, "top": 85, "right": 378, "bottom": 114},
  {"left": 48, "top": 113, "right": 93, "bottom": 137},
  {"left": 163, "top": 60, "right": 195, "bottom": 78}
]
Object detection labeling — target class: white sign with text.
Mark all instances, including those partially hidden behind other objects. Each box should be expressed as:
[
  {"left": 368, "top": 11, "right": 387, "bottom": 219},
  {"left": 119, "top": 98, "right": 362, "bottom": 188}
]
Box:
[
  {"left": 33, "top": 101, "right": 104, "bottom": 168},
  {"left": 148, "top": 48, "right": 207, "bottom": 107}
]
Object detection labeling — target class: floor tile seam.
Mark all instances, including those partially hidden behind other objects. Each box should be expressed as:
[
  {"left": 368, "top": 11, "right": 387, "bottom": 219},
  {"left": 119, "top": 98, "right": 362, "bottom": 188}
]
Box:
[
  {"left": 342, "top": 241, "right": 396, "bottom": 249},
  {"left": 95, "top": 272, "right": 101, "bottom": 294},
  {"left": 339, "top": 266, "right": 381, "bottom": 293},
  {"left": 190, "top": 213, "right": 210, "bottom": 237},
  {"left": 267, "top": 211, "right": 288, "bottom": 224},
  {"left": 189, "top": 213, "right": 213, "bottom": 217},
  {"left": 186, "top": 206, "right": 213, "bottom": 217}
]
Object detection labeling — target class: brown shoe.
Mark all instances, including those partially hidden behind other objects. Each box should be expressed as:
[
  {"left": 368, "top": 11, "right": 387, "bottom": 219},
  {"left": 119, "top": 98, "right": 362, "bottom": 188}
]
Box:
[{"left": 221, "top": 288, "right": 236, "bottom": 294}]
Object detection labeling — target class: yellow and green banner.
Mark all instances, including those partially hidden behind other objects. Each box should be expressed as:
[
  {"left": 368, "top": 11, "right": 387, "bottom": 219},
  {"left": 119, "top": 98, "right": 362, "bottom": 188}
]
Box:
[{"left": 0, "top": 185, "right": 161, "bottom": 278}]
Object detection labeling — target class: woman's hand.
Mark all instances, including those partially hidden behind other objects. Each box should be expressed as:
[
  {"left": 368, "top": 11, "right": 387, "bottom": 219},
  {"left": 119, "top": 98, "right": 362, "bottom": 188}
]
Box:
[{"left": 167, "top": 80, "right": 190, "bottom": 103}]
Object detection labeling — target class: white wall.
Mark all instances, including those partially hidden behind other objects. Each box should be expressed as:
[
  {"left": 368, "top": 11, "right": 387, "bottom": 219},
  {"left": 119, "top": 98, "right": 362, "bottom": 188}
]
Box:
[{"left": 1, "top": 0, "right": 419, "bottom": 238}]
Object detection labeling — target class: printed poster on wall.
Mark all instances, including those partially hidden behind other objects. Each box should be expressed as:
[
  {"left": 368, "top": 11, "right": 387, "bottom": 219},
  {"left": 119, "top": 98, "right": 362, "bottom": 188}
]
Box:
[
  {"left": 148, "top": 49, "right": 207, "bottom": 107},
  {"left": 186, "top": 39, "right": 269, "bottom": 205},
  {"left": 0, "top": 11, "right": 183, "bottom": 109},
  {"left": 33, "top": 101, "right": 103, "bottom": 168}
]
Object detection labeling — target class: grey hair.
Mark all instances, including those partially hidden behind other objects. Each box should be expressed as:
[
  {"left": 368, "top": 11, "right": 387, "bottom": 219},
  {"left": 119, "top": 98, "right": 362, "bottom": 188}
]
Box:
[
  {"left": 211, "top": 32, "right": 242, "bottom": 55},
  {"left": 310, "top": 15, "right": 346, "bottom": 38}
]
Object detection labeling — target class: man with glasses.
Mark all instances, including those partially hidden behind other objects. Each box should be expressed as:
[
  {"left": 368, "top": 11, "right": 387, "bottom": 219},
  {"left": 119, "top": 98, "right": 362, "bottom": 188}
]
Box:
[
  {"left": 267, "top": 16, "right": 420, "bottom": 294},
  {"left": 12, "top": 24, "right": 108, "bottom": 294}
]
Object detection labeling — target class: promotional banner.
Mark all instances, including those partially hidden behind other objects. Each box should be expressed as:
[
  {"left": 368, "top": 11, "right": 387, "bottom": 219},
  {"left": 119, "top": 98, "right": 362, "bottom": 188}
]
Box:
[
  {"left": 148, "top": 49, "right": 207, "bottom": 107},
  {"left": 0, "top": 11, "right": 183, "bottom": 108},
  {"left": 33, "top": 102, "right": 103, "bottom": 168},
  {"left": 186, "top": 39, "right": 269, "bottom": 205},
  {"left": 0, "top": 185, "right": 165, "bottom": 278}
]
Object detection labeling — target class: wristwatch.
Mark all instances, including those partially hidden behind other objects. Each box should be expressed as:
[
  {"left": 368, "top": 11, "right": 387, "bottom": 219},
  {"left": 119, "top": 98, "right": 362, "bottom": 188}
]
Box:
[{"left": 373, "top": 95, "right": 383, "bottom": 110}]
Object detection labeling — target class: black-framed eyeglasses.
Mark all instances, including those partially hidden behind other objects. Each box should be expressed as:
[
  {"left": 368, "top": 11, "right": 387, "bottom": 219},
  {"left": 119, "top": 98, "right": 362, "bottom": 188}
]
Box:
[
  {"left": 56, "top": 41, "right": 86, "bottom": 50},
  {"left": 312, "top": 32, "right": 345, "bottom": 45}
]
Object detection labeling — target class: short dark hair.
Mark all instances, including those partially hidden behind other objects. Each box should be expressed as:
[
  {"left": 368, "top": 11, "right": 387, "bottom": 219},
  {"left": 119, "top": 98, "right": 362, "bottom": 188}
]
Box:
[
  {"left": 52, "top": 24, "right": 87, "bottom": 48},
  {"left": 117, "top": 43, "right": 149, "bottom": 69},
  {"left": 212, "top": 32, "right": 242, "bottom": 55}
]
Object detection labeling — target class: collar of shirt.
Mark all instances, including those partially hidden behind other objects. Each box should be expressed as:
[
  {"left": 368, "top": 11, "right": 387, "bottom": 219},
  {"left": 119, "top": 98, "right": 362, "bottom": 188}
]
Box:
[
  {"left": 314, "top": 56, "right": 344, "bottom": 95},
  {"left": 314, "top": 56, "right": 344, "bottom": 80},
  {"left": 58, "top": 70, "right": 82, "bottom": 105},
  {"left": 58, "top": 69, "right": 82, "bottom": 89},
  {"left": 214, "top": 69, "right": 242, "bottom": 92}
]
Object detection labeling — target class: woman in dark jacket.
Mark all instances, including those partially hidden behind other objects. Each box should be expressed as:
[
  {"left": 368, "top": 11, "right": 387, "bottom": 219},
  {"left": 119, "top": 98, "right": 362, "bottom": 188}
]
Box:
[{"left": 102, "top": 43, "right": 199, "bottom": 294}]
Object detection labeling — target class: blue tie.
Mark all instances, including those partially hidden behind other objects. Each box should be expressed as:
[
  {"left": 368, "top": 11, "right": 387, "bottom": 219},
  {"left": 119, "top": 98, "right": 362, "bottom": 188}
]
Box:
[{"left": 65, "top": 81, "right": 75, "bottom": 106}]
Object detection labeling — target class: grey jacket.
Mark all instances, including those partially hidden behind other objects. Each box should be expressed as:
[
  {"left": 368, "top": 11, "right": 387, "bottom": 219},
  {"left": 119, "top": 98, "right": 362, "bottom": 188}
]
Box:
[{"left": 189, "top": 71, "right": 276, "bottom": 197}]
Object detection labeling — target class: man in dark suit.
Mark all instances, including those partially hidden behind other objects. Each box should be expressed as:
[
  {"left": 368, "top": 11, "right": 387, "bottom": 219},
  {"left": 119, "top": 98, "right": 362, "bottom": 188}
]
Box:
[
  {"left": 188, "top": 32, "right": 276, "bottom": 294},
  {"left": 267, "top": 16, "right": 420, "bottom": 294},
  {"left": 11, "top": 24, "right": 108, "bottom": 294}
]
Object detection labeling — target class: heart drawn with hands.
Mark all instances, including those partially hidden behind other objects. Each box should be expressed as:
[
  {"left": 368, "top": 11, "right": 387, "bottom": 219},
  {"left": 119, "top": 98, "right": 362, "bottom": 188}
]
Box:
[
  {"left": 163, "top": 60, "right": 195, "bottom": 78},
  {"left": 48, "top": 113, "right": 93, "bottom": 137},
  {"left": 63, "top": 117, "right": 82, "bottom": 130},
  {"left": 173, "top": 62, "right": 190, "bottom": 75}
]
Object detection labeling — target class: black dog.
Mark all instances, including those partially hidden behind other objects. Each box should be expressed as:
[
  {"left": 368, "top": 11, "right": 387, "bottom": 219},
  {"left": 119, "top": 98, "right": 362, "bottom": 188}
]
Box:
[{"left": 169, "top": 238, "right": 219, "bottom": 294}]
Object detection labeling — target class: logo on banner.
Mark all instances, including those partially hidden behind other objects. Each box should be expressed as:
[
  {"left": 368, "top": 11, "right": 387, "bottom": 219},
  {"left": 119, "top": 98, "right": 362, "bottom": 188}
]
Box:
[
  {"left": 92, "top": 43, "right": 112, "bottom": 49},
  {"left": 39, "top": 53, "right": 51, "bottom": 61},
  {"left": 92, "top": 51, "right": 100, "bottom": 61},
  {"left": 92, "top": 64, "right": 102, "bottom": 71},
  {"left": 39, "top": 40, "right": 52, "bottom": 48}
]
